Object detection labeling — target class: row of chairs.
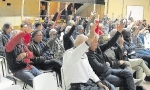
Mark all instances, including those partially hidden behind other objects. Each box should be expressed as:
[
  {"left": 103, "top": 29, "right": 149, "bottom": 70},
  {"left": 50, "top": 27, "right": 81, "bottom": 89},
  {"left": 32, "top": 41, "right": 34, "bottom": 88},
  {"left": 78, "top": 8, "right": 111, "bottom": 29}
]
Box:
[{"left": 0, "top": 56, "right": 62, "bottom": 90}]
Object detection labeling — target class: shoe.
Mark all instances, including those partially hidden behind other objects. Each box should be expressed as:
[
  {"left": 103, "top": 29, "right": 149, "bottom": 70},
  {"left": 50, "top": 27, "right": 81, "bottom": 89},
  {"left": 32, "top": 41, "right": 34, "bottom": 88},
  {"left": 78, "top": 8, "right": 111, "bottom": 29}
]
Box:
[
  {"left": 136, "top": 86, "right": 146, "bottom": 90},
  {"left": 144, "top": 76, "right": 150, "bottom": 81},
  {"left": 134, "top": 79, "right": 143, "bottom": 85}
]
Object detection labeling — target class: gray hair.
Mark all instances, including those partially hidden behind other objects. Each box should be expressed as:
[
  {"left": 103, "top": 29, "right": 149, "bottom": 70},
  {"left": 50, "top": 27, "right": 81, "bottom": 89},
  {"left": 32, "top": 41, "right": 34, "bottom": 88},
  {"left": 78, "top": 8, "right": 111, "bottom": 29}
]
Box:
[{"left": 49, "top": 29, "right": 57, "bottom": 36}]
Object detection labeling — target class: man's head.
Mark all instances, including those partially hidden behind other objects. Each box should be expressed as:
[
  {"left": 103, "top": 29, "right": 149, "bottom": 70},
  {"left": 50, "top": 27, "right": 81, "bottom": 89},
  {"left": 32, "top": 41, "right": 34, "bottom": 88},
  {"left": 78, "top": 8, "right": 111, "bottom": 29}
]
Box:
[
  {"left": 122, "top": 28, "right": 131, "bottom": 42},
  {"left": 47, "top": 21, "right": 54, "bottom": 29},
  {"left": 77, "top": 25, "right": 84, "bottom": 34},
  {"left": 34, "top": 18, "right": 40, "bottom": 23},
  {"left": 24, "top": 17, "right": 31, "bottom": 25},
  {"left": 74, "top": 34, "right": 88, "bottom": 48},
  {"left": 32, "top": 30, "right": 42, "bottom": 43},
  {"left": 35, "top": 22, "right": 42, "bottom": 30},
  {"left": 49, "top": 29, "right": 57, "bottom": 38},
  {"left": 143, "top": 19, "right": 146, "bottom": 24}
]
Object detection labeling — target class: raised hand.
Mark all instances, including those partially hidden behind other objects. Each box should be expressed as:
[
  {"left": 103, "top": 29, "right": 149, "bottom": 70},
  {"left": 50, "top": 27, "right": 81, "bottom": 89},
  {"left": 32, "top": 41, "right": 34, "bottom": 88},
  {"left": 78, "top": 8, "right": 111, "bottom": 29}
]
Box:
[
  {"left": 117, "top": 23, "right": 124, "bottom": 33},
  {"left": 87, "top": 23, "right": 96, "bottom": 44}
]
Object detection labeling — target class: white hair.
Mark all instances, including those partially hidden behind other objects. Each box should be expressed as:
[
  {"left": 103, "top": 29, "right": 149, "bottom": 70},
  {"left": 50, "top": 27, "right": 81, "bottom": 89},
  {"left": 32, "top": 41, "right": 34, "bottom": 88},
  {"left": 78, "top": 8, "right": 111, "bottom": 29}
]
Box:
[
  {"left": 65, "top": 26, "right": 72, "bottom": 34},
  {"left": 49, "top": 29, "right": 57, "bottom": 35}
]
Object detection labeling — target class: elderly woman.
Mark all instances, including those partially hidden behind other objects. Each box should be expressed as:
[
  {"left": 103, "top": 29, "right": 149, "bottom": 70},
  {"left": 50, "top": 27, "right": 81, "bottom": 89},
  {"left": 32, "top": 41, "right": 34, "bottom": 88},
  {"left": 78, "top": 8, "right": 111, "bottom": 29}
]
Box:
[
  {"left": 0, "top": 22, "right": 13, "bottom": 56},
  {"left": 5, "top": 29, "right": 41, "bottom": 87}
]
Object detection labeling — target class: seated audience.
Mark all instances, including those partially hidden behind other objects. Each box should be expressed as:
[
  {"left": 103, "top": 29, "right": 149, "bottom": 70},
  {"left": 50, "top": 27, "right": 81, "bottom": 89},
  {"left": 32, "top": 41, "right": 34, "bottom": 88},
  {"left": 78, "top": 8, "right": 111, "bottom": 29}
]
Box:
[
  {"left": 122, "top": 28, "right": 150, "bottom": 81},
  {"left": 63, "top": 23, "right": 115, "bottom": 90},
  {"left": 5, "top": 29, "right": 41, "bottom": 87},
  {"left": 104, "top": 29, "right": 150, "bottom": 90},
  {"left": 86, "top": 23, "right": 136, "bottom": 90}
]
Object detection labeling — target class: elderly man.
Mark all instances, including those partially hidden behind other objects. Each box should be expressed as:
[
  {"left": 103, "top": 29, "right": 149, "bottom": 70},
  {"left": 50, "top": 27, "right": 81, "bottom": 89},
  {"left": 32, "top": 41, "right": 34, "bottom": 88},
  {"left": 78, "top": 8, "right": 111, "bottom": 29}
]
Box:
[
  {"left": 63, "top": 24, "right": 115, "bottom": 90},
  {"left": 86, "top": 23, "right": 136, "bottom": 90},
  {"left": 73, "top": 25, "right": 85, "bottom": 39}
]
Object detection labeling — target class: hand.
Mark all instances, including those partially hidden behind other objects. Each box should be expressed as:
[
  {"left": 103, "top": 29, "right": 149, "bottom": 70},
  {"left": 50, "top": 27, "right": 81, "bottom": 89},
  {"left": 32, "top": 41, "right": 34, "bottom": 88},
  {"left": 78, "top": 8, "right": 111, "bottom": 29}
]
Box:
[
  {"left": 87, "top": 23, "right": 96, "bottom": 44},
  {"left": 119, "top": 60, "right": 125, "bottom": 65},
  {"left": 16, "top": 53, "right": 26, "bottom": 61},
  {"left": 117, "top": 23, "right": 124, "bottom": 33},
  {"left": 91, "top": 11, "right": 97, "bottom": 17},
  {"left": 65, "top": 3, "right": 69, "bottom": 10},
  {"left": 103, "top": 85, "right": 109, "bottom": 90},
  {"left": 98, "top": 82, "right": 109, "bottom": 90},
  {"left": 130, "top": 11, "right": 132, "bottom": 14},
  {"left": 74, "top": 8, "right": 76, "bottom": 14}
]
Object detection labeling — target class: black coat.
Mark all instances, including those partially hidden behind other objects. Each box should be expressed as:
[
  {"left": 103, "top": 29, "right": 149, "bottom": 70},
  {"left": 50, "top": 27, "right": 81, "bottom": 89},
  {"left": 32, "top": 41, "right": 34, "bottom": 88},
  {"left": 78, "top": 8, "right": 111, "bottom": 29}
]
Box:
[
  {"left": 6, "top": 44, "right": 27, "bottom": 73},
  {"left": 86, "top": 31, "right": 121, "bottom": 77},
  {"left": 28, "top": 41, "right": 50, "bottom": 65}
]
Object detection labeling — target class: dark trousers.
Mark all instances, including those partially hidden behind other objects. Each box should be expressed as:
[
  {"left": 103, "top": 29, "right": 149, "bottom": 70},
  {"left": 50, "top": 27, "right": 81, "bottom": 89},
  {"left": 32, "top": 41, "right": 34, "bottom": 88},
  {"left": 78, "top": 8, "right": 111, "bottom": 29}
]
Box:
[
  {"left": 69, "top": 79, "right": 115, "bottom": 90},
  {"left": 36, "top": 59, "right": 62, "bottom": 85},
  {"left": 105, "top": 69, "right": 136, "bottom": 90}
]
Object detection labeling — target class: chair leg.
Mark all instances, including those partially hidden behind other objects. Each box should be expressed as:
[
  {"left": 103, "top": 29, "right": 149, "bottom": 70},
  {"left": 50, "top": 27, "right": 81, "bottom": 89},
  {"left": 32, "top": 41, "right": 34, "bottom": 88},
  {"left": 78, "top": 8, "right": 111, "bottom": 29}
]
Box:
[
  {"left": 23, "top": 83, "right": 27, "bottom": 89},
  {"left": 6, "top": 76, "right": 17, "bottom": 84}
]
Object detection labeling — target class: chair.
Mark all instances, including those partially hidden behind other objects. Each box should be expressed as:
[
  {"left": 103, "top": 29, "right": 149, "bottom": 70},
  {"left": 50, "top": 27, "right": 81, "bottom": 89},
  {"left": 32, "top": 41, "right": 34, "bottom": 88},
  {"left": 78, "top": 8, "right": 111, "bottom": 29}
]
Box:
[
  {"left": 40, "top": 69, "right": 60, "bottom": 87},
  {"left": 33, "top": 72, "right": 57, "bottom": 90},
  {"left": 2, "top": 85, "right": 22, "bottom": 90},
  {"left": 0, "top": 56, "right": 27, "bottom": 89},
  {"left": 61, "top": 67, "right": 66, "bottom": 90}
]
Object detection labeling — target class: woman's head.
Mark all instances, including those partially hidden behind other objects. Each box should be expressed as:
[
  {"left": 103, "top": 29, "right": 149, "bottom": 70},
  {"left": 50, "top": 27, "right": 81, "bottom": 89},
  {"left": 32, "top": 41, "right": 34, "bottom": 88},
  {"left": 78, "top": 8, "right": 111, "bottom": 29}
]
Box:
[
  {"left": 2, "top": 22, "right": 12, "bottom": 34},
  {"left": 31, "top": 30, "right": 42, "bottom": 43}
]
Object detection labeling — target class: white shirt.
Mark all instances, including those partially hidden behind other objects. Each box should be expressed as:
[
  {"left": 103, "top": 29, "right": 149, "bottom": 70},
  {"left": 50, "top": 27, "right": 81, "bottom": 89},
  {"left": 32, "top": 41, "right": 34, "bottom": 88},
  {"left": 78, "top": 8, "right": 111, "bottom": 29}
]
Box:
[{"left": 62, "top": 42, "right": 100, "bottom": 90}]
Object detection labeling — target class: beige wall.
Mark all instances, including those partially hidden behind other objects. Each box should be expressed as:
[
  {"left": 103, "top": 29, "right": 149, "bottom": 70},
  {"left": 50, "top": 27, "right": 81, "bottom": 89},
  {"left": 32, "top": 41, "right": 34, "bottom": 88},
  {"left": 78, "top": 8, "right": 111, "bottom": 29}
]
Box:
[
  {"left": 0, "top": 0, "right": 40, "bottom": 16},
  {"left": 106, "top": 0, "right": 150, "bottom": 23},
  {"left": 0, "top": 0, "right": 40, "bottom": 29}
]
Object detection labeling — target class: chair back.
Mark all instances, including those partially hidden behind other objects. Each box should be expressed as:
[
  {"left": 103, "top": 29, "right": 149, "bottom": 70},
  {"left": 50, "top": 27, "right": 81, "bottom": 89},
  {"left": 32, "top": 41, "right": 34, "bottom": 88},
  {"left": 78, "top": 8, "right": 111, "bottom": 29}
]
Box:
[
  {"left": 61, "top": 67, "right": 66, "bottom": 90},
  {"left": 2, "top": 85, "right": 22, "bottom": 90},
  {"left": 33, "top": 73, "right": 57, "bottom": 90}
]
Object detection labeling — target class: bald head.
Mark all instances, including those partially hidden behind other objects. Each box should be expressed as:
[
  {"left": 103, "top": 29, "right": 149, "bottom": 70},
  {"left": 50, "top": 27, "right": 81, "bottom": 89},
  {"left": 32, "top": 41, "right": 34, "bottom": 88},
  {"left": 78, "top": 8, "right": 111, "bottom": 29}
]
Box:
[{"left": 74, "top": 34, "right": 88, "bottom": 47}]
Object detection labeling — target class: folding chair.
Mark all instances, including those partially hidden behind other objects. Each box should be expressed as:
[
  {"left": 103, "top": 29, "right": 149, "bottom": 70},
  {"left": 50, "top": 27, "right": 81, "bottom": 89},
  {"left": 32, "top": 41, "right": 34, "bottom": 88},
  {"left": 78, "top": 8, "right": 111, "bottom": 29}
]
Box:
[
  {"left": 61, "top": 67, "right": 66, "bottom": 90},
  {"left": 40, "top": 69, "right": 61, "bottom": 87},
  {"left": 0, "top": 56, "right": 27, "bottom": 89},
  {"left": 33, "top": 73, "right": 57, "bottom": 90},
  {"left": 2, "top": 85, "right": 22, "bottom": 90}
]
